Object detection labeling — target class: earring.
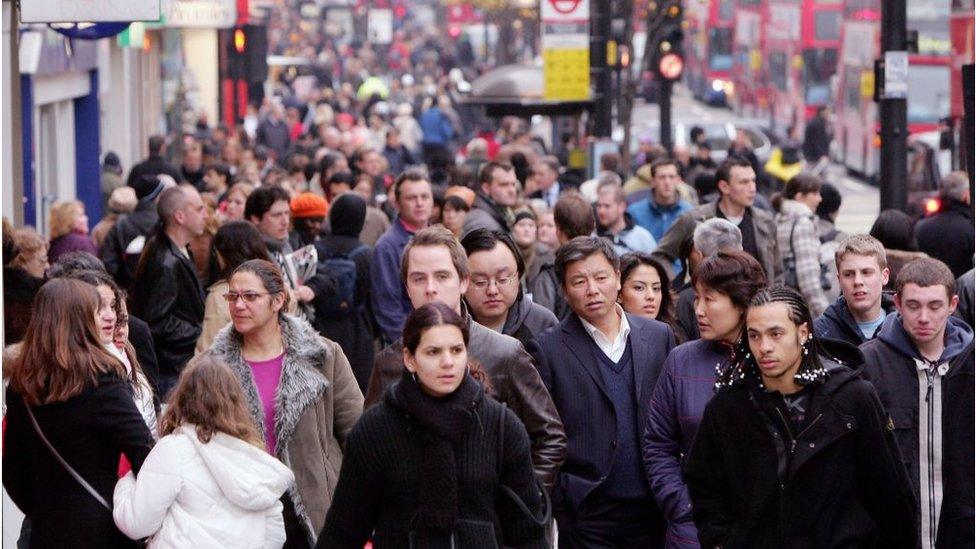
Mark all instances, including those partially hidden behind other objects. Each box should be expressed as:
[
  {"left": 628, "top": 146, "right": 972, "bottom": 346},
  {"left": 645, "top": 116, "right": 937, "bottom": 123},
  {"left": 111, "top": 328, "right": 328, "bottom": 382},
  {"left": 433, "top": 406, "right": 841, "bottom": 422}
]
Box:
[{"left": 411, "top": 371, "right": 418, "bottom": 383}]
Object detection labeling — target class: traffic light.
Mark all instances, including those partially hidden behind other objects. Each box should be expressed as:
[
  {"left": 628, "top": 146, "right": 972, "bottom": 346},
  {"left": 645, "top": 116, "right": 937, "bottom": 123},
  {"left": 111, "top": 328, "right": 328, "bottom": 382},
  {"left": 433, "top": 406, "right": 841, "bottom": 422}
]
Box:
[
  {"left": 226, "top": 25, "right": 268, "bottom": 84},
  {"left": 651, "top": 0, "right": 683, "bottom": 80}
]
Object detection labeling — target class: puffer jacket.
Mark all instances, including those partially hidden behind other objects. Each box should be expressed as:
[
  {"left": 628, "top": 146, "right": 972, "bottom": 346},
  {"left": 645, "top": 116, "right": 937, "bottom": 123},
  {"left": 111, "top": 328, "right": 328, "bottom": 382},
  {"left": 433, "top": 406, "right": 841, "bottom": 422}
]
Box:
[
  {"left": 204, "top": 315, "right": 364, "bottom": 545},
  {"left": 113, "top": 424, "right": 294, "bottom": 549},
  {"left": 776, "top": 199, "right": 828, "bottom": 318}
]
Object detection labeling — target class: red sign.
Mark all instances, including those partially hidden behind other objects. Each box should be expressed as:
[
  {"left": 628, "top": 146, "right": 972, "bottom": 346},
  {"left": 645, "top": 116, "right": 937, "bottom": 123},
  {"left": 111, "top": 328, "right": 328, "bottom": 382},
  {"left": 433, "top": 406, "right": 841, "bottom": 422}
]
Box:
[
  {"left": 549, "top": 0, "right": 582, "bottom": 15},
  {"left": 658, "top": 53, "right": 684, "bottom": 80}
]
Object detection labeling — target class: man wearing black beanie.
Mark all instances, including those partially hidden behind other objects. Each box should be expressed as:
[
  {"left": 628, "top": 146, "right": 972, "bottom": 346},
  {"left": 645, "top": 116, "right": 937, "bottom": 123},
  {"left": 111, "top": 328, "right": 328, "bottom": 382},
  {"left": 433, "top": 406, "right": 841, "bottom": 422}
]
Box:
[{"left": 308, "top": 193, "right": 374, "bottom": 392}]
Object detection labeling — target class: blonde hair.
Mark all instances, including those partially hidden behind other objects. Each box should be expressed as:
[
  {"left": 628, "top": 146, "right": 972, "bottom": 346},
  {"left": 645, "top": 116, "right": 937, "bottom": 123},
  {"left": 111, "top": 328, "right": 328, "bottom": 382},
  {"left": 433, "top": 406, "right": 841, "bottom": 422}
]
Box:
[
  {"left": 49, "top": 200, "right": 85, "bottom": 239},
  {"left": 834, "top": 234, "right": 887, "bottom": 270},
  {"left": 10, "top": 227, "right": 47, "bottom": 270}
]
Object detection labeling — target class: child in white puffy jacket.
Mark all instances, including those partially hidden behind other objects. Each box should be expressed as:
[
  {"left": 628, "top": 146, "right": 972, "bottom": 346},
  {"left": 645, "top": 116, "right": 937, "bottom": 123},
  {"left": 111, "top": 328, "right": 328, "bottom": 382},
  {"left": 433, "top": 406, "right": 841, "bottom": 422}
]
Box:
[{"left": 113, "top": 355, "right": 294, "bottom": 549}]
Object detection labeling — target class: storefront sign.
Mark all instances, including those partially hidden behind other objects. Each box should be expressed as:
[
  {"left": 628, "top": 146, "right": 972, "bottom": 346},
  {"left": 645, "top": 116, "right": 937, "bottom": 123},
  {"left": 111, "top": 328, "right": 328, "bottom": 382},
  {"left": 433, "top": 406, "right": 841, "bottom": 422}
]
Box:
[
  {"left": 21, "top": 0, "right": 160, "bottom": 23},
  {"left": 161, "top": 0, "right": 236, "bottom": 28}
]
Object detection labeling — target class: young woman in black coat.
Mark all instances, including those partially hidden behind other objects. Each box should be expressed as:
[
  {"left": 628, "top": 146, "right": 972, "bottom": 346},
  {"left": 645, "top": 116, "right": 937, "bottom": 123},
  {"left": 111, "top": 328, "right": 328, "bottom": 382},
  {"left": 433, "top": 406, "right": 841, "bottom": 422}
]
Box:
[
  {"left": 3, "top": 278, "right": 155, "bottom": 548},
  {"left": 317, "top": 302, "right": 548, "bottom": 549}
]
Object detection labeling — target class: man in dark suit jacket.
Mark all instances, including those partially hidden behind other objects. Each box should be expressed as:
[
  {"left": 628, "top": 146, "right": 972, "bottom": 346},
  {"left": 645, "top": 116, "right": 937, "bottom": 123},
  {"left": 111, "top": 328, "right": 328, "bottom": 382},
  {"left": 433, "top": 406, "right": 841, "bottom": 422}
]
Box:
[{"left": 527, "top": 236, "right": 675, "bottom": 548}]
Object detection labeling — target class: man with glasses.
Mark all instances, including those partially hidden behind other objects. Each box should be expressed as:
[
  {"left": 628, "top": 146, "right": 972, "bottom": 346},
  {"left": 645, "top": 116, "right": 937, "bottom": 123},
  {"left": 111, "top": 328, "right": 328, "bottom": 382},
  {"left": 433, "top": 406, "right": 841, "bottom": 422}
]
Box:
[{"left": 461, "top": 229, "right": 558, "bottom": 349}]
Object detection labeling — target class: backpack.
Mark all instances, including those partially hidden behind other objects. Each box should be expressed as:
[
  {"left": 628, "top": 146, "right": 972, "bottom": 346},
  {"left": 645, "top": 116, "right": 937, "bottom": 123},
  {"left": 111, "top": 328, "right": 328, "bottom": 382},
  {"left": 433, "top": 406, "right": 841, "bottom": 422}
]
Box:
[{"left": 316, "top": 244, "right": 369, "bottom": 318}]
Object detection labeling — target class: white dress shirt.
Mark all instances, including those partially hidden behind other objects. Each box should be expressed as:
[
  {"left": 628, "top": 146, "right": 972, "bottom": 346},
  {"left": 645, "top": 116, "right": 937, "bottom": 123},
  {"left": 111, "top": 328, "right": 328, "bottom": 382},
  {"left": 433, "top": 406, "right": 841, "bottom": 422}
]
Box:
[{"left": 579, "top": 304, "right": 631, "bottom": 362}]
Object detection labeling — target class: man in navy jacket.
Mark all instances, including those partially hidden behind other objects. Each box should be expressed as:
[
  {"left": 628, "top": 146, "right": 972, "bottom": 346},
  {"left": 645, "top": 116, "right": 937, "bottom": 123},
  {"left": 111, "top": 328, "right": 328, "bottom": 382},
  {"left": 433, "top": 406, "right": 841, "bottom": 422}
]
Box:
[{"left": 527, "top": 236, "right": 674, "bottom": 548}]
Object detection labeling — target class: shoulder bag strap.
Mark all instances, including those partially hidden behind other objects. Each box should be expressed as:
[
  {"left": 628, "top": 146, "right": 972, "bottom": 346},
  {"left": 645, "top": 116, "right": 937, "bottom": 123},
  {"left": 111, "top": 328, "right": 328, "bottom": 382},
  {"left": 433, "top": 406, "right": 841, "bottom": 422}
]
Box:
[
  {"left": 495, "top": 404, "right": 552, "bottom": 527},
  {"left": 25, "top": 404, "right": 112, "bottom": 512}
]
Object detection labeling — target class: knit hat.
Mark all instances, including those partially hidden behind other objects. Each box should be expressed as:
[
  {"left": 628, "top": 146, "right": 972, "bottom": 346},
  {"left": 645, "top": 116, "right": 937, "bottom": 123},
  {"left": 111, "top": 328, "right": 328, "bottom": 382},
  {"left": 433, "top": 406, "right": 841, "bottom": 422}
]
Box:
[
  {"left": 329, "top": 193, "right": 367, "bottom": 237},
  {"left": 290, "top": 192, "right": 329, "bottom": 219},
  {"left": 107, "top": 186, "right": 138, "bottom": 214},
  {"left": 131, "top": 174, "right": 167, "bottom": 201},
  {"left": 103, "top": 152, "right": 122, "bottom": 174}
]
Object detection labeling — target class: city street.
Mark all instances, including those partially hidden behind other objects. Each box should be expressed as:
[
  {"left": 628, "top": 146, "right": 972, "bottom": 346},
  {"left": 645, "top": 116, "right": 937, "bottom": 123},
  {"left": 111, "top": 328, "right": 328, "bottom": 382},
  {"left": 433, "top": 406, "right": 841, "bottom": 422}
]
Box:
[{"left": 630, "top": 86, "right": 880, "bottom": 235}]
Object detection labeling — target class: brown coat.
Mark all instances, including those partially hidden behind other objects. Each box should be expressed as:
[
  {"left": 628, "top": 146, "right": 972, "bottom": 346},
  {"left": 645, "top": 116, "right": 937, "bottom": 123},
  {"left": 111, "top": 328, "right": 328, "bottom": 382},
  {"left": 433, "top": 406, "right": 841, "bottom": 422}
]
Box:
[{"left": 205, "top": 314, "right": 364, "bottom": 545}]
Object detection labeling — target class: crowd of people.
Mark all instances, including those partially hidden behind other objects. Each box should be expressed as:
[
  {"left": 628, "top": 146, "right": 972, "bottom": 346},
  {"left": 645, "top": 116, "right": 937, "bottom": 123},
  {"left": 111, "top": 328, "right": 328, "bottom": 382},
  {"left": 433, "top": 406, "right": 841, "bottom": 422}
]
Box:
[{"left": 2, "top": 10, "right": 975, "bottom": 546}]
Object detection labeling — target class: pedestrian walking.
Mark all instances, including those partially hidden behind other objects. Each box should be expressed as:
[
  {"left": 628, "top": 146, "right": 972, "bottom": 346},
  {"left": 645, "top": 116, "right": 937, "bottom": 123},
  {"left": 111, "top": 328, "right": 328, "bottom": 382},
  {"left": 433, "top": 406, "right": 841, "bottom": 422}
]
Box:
[
  {"left": 642, "top": 251, "right": 766, "bottom": 548},
  {"left": 204, "top": 259, "right": 364, "bottom": 547},
  {"left": 318, "top": 303, "right": 548, "bottom": 548},
  {"left": 3, "top": 278, "right": 155, "bottom": 549},
  {"left": 113, "top": 355, "right": 294, "bottom": 549},
  {"left": 915, "top": 171, "right": 975, "bottom": 278},
  {"left": 773, "top": 174, "right": 829, "bottom": 317},
  {"left": 685, "top": 286, "right": 918, "bottom": 548},
  {"left": 47, "top": 199, "right": 97, "bottom": 265},
  {"left": 463, "top": 162, "right": 519, "bottom": 237}
]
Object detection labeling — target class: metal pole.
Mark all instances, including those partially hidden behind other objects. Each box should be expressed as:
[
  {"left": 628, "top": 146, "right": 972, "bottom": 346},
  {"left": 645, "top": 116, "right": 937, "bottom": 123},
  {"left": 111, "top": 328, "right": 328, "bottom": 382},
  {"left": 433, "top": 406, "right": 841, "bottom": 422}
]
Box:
[
  {"left": 879, "top": 0, "right": 908, "bottom": 212},
  {"left": 591, "top": 0, "right": 612, "bottom": 137},
  {"left": 660, "top": 79, "right": 673, "bottom": 152}
]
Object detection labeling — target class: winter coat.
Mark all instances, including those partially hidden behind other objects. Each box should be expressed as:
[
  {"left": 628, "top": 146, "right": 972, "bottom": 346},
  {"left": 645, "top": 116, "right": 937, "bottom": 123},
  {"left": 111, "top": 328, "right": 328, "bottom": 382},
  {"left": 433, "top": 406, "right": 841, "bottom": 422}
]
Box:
[
  {"left": 627, "top": 197, "right": 694, "bottom": 243},
  {"left": 462, "top": 193, "right": 509, "bottom": 237},
  {"left": 204, "top": 315, "right": 364, "bottom": 545},
  {"left": 802, "top": 115, "right": 831, "bottom": 162},
  {"left": 359, "top": 206, "right": 391, "bottom": 248},
  {"left": 643, "top": 339, "right": 734, "bottom": 549},
  {"left": 126, "top": 155, "right": 181, "bottom": 189},
  {"left": 48, "top": 232, "right": 98, "bottom": 266},
  {"left": 815, "top": 218, "right": 847, "bottom": 303},
  {"left": 113, "top": 424, "right": 294, "bottom": 549},
  {"left": 654, "top": 200, "right": 782, "bottom": 283},
  {"left": 684, "top": 343, "right": 918, "bottom": 549},
  {"left": 3, "top": 373, "right": 155, "bottom": 549},
  {"left": 131, "top": 234, "right": 206, "bottom": 378},
  {"left": 369, "top": 218, "right": 416, "bottom": 344},
  {"left": 597, "top": 212, "right": 658, "bottom": 256},
  {"left": 419, "top": 107, "right": 455, "bottom": 146},
  {"left": 915, "top": 198, "right": 975, "bottom": 279},
  {"left": 860, "top": 314, "right": 974, "bottom": 548},
  {"left": 776, "top": 199, "right": 829, "bottom": 318},
  {"left": 309, "top": 234, "right": 375, "bottom": 393},
  {"left": 317, "top": 381, "right": 548, "bottom": 549},
  {"left": 813, "top": 293, "right": 897, "bottom": 348},
  {"left": 2, "top": 266, "right": 43, "bottom": 344},
  {"left": 99, "top": 199, "right": 159, "bottom": 290},
  {"left": 196, "top": 280, "right": 232, "bottom": 356},
  {"left": 365, "top": 313, "right": 567, "bottom": 492},
  {"left": 500, "top": 294, "right": 559, "bottom": 351},
  {"left": 956, "top": 269, "right": 975, "bottom": 330},
  {"left": 526, "top": 312, "right": 675, "bottom": 514}
]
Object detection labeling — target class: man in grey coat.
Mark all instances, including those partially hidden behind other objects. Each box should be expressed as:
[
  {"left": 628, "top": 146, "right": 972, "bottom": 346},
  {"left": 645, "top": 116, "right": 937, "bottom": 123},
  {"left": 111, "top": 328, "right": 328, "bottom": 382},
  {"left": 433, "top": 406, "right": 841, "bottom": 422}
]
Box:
[
  {"left": 462, "top": 161, "right": 519, "bottom": 237},
  {"left": 363, "top": 226, "right": 567, "bottom": 491},
  {"left": 653, "top": 157, "right": 782, "bottom": 283}
]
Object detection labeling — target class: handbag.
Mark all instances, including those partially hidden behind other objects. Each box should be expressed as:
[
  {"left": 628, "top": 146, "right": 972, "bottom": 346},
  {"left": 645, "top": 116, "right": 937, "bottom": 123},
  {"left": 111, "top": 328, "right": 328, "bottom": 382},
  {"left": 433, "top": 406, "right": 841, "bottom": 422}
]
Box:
[
  {"left": 782, "top": 217, "right": 831, "bottom": 292},
  {"left": 25, "top": 405, "right": 111, "bottom": 511}
]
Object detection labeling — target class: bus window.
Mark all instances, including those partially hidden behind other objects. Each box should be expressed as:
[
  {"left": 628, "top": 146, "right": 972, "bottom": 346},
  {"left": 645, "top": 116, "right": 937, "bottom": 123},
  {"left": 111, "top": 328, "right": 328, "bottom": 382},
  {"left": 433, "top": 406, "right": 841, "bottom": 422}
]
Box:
[
  {"left": 803, "top": 48, "right": 838, "bottom": 104},
  {"left": 709, "top": 28, "right": 733, "bottom": 71},
  {"left": 717, "top": 0, "right": 734, "bottom": 21},
  {"left": 813, "top": 11, "right": 842, "bottom": 41},
  {"left": 769, "top": 53, "right": 789, "bottom": 91},
  {"left": 907, "top": 65, "right": 951, "bottom": 124}
]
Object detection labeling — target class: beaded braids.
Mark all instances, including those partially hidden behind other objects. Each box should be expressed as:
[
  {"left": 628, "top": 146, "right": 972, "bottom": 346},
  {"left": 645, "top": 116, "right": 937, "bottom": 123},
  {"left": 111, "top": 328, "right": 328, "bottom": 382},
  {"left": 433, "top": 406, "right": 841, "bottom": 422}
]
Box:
[{"left": 715, "top": 285, "right": 827, "bottom": 390}]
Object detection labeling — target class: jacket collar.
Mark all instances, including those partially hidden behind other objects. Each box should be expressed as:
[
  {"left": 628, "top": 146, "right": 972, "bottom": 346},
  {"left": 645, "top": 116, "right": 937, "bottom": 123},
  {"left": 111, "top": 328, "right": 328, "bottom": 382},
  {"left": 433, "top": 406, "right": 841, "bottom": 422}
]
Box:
[
  {"left": 825, "top": 293, "right": 897, "bottom": 340},
  {"left": 208, "top": 314, "right": 332, "bottom": 457},
  {"left": 559, "top": 311, "right": 653, "bottom": 402},
  {"left": 473, "top": 192, "right": 509, "bottom": 226},
  {"left": 876, "top": 312, "right": 974, "bottom": 364}
]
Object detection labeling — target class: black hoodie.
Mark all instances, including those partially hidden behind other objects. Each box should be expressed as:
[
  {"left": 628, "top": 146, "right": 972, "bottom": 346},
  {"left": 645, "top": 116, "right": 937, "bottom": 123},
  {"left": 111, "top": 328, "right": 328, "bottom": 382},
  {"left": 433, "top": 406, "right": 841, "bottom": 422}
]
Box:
[{"left": 813, "top": 293, "right": 897, "bottom": 347}]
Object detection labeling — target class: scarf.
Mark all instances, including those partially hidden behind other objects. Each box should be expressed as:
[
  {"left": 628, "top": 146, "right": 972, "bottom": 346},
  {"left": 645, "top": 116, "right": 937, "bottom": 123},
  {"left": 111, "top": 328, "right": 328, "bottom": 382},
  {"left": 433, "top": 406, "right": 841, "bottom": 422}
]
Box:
[{"left": 389, "top": 372, "right": 483, "bottom": 534}]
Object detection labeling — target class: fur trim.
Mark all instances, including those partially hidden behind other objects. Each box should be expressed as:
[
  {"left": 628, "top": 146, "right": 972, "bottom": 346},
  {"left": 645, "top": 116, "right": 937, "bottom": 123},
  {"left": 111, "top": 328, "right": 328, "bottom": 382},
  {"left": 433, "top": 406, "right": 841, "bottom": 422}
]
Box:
[{"left": 205, "top": 313, "right": 332, "bottom": 544}]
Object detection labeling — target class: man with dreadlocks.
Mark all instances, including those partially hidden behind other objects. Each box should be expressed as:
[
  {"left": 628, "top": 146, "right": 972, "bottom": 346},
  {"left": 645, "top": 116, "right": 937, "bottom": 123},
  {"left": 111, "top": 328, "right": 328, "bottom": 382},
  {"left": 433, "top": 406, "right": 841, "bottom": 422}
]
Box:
[{"left": 684, "top": 285, "right": 918, "bottom": 548}]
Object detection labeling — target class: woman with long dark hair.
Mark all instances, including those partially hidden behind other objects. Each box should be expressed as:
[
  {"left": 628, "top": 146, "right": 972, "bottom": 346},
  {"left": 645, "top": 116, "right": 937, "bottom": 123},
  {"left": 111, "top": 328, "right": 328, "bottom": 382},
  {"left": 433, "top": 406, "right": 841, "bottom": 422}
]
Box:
[
  {"left": 642, "top": 251, "right": 767, "bottom": 548},
  {"left": 318, "top": 302, "right": 547, "bottom": 548},
  {"left": 3, "top": 278, "right": 155, "bottom": 548},
  {"left": 619, "top": 252, "right": 683, "bottom": 342},
  {"left": 195, "top": 221, "right": 271, "bottom": 354},
  {"left": 204, "top": 259, "right": 363, "bottom": 547},
  {"left": 113, "top": 355, "right": 294, "bottom": 547}
]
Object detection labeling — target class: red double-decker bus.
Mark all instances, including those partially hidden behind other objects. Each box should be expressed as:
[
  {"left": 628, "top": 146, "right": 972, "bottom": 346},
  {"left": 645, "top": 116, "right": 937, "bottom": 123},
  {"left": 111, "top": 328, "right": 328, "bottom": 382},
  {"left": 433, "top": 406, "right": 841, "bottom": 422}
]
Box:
[
  {"left": 833, "top": 0, "right": 953, "bottom": 179},
  {"left": 728, "top": 0, "right": 842, "bottom": 138},
  {"left": 684, "top": 0, "right": 735, "bottom": 106}
]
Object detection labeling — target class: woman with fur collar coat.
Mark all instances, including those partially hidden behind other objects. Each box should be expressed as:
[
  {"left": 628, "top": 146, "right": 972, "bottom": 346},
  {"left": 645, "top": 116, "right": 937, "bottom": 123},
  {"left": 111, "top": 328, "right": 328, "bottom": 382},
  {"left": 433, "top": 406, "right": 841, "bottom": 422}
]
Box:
[{"left": 202, "top": 259, "right": 364, "bottom": 548}]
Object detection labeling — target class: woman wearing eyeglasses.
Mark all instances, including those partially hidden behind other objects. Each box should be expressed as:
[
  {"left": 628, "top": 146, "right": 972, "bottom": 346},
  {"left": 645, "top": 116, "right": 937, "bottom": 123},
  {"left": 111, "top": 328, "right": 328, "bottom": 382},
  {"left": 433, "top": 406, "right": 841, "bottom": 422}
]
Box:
[{"left": 202, "top": 259, "right": 364, "bottom": 548}]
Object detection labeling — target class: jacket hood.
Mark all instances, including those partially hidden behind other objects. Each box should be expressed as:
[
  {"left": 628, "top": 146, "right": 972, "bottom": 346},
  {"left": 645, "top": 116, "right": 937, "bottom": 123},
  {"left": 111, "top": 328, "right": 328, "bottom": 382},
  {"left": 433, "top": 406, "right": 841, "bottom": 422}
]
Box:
[
  {"left": 779, "top": 199, "right": 814, "bottom": 218},
  {"left": 180, "top": 424, "right": 294, "bottom": 511},
  {"left": 502, "top": 294, "right": 531, "bottom": 336},
  {"left": 876, "top": 312, "right": 974, "bottom": 362},
  {"left": 821, "top": 293, "right": 897, "bottom": 339}
]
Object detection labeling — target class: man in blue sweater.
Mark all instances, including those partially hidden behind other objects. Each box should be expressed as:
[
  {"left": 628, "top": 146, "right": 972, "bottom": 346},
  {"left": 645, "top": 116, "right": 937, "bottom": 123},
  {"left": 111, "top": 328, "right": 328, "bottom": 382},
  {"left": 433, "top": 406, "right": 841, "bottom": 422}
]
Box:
[
  {"left": 627, "top": 158, "right": 693, "bottom": 242},
  {"left": 369, "top": 170, "right": 432, "bottom": 343},
  {"left": 527, "top": 236, "right": 674, "bottom": 547}
]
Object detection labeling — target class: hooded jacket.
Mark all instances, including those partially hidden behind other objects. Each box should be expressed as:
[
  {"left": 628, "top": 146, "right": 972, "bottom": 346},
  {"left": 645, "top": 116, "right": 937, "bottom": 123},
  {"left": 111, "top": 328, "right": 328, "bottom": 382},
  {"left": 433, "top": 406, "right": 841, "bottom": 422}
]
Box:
[
  {"left": 205, "top": 315, "right": 364, "bottom": 545},
  {"left": 501, "top": 294, "right": 559, "bottom": 350},
  {"left": 814, "top": 293, "right": 897, "bottom": 348},
  {"left": 597, "top": 212, "right": 658, "bottom": 256},
  {"left": 685, "top": 341, "right": 918, "bottom": 549},
  {"left": 860, "top": 314, "right": 974, "bottom": 548},
  {"left": 113, "top": 424, "right": 295, "bottom": 549}
]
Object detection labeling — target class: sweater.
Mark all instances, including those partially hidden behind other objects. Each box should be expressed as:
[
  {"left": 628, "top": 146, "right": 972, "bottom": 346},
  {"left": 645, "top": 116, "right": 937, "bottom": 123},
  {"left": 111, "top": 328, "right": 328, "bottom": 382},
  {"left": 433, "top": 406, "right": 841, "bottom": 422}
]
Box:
[
  {"left": 317, "top": 383, "right": 547, "bottom": 548},
  {"left": 369, "top": 219, "right": 417, "bottom": 343},
  {"left": 113, "top": 424, "right": 294, "bottom": 549}
]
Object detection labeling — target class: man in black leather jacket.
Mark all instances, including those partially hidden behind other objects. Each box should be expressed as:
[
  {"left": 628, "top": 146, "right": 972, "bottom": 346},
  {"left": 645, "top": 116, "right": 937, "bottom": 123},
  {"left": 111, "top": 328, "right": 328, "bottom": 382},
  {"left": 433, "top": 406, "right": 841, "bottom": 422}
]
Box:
[{"left": 131, "top": 185, "right": 207, "bottom": 397}]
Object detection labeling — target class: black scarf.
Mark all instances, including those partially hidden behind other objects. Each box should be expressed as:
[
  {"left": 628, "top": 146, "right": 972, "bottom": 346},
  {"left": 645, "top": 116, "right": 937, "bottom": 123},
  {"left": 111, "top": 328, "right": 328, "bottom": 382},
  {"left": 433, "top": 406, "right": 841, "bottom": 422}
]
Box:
[{"left": 389, "top": 372, "right": 483, "bottom": 534}]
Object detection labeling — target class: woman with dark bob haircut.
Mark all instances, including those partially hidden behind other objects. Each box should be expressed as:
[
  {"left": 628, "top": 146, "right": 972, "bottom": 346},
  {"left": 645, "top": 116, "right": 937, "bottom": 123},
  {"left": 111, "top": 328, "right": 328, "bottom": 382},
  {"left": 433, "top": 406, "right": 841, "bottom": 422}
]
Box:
[
  {"left": 641, "top": 250, "right": 766, "bottom": 548},
  {"left": 618, "top": 252, "right": 684, "bottom": 342},
  {"left": 869, "top": 209, "right": 927, "bottom": 290},
  {"left": 318, "top": 302, "right": 548, "bottom": 549}
]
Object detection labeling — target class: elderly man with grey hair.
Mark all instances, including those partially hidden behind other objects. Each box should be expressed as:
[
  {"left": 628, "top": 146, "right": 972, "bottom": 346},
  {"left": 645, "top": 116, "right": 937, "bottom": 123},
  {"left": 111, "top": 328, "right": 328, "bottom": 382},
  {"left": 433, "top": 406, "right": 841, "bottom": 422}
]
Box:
[
  {"left": 915, "top": 171, "right": 974, "bottom": 278},
  {"left": 675, "top": 218, "right": 745, "bottom": 340}
]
